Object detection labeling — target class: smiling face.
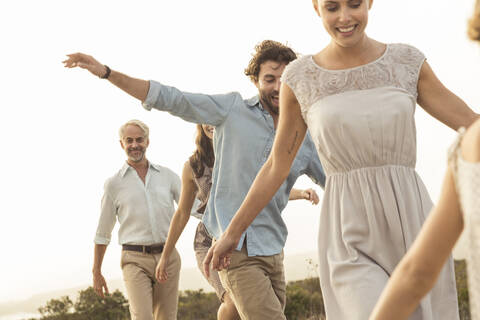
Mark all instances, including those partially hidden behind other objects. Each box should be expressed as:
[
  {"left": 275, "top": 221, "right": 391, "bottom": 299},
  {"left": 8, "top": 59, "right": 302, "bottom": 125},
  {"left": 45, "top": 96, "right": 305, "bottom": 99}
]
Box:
[
  {"left": 120, "top": 124, "right": 149, "bottom": 164},
  {"left": 313, "top": 0, "right": 373, "bottom": 48},
  {"left": 255, "top": 60, "right": 287, "bottom": 115}
]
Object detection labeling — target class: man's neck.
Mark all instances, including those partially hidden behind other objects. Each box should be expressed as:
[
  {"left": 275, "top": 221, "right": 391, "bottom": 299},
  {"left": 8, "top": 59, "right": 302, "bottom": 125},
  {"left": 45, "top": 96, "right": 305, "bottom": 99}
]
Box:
[
  {"left": 127, "top": 159, "right": 148, "bottom": 171},
  {"left": 259, "top": 99, "right": 279, "bottom": 128}
]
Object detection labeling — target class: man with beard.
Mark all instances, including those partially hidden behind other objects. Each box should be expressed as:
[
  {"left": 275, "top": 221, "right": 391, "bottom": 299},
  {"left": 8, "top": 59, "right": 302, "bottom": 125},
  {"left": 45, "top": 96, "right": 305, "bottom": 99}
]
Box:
[
  {"left": 64, "top": 40, "right": 325, "bottom": 319},
  {"left": 92, "top": 120, "right": 181, "bottom": 320}
]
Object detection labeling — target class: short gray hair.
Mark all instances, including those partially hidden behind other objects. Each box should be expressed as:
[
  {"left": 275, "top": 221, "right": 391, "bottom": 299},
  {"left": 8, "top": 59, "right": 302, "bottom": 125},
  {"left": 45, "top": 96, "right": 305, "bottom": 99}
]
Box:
[{"left": 119, "top": 120, "right": 150, "bottom": 140}]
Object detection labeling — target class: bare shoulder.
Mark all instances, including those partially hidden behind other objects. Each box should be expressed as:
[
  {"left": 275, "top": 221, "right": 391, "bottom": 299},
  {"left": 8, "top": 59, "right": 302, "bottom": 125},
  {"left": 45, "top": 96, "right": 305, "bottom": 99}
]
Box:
[
  {"left": 461, "top": 118, "right": 480, "bottom": 162},
  {"left": 181, "top": 160, "right": 195, "bottom": 183},
  {"left": 182, "top": 160, "right": 193, "bottom": 175}
]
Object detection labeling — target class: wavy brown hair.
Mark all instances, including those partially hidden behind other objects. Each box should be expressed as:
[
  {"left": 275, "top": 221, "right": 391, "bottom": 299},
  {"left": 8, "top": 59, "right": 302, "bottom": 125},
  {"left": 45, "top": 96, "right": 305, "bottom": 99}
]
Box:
[
  {"left": 244, "top": 40, "right": 297, "bottom": 83},
  {"left": 189, "top": 125, "right": 214, "bottom": 178},
  {"left": 468, "top": 0, "right": 480, "bottom": 41}
]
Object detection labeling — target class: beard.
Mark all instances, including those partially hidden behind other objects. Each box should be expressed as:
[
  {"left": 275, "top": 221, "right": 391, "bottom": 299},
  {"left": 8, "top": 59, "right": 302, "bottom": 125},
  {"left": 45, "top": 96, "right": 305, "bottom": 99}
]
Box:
[
  {"left": 259, "top": 90, "right": 279, "bottom": 115},
  {"left": 127, "top": 148, "right": 145, "bottom": 162}
]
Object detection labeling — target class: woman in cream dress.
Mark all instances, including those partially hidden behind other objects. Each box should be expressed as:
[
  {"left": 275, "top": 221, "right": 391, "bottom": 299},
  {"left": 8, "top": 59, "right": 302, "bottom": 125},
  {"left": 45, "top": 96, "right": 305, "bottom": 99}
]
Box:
[{"left": 205, "top": 0, "right": 479, "bottom": 319}]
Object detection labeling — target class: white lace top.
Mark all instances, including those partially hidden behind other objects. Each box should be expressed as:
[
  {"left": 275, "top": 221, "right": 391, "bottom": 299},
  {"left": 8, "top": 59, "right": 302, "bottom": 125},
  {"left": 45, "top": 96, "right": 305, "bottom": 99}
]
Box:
[
  {"left": 281, "top": 43, "right": 425, "bottom": 122},
  {"left": 450, "top": 128, "right": 480, "bottom": 320}
]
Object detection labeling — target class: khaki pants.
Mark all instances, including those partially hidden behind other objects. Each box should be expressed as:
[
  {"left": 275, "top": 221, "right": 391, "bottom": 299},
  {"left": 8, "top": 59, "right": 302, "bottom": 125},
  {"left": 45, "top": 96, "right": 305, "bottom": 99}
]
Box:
[
  {"left": 121, "top": 248, "right": 181, "bottom": 320},
  {"left": 219, "top": 246, "right": 286, "bottom": 320}
]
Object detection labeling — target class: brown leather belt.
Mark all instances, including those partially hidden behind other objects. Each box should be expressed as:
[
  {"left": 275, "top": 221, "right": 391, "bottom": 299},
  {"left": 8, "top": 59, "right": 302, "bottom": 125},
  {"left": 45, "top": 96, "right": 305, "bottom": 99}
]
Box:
[{"left": 122, "top": 244, "right": 164, "bottom": 254}]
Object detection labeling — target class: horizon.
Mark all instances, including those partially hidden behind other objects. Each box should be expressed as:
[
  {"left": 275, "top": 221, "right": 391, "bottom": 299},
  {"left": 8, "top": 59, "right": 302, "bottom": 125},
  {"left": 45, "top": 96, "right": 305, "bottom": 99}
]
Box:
[{"left": 0, "top": 251, "right": 321, "bottom": 319}]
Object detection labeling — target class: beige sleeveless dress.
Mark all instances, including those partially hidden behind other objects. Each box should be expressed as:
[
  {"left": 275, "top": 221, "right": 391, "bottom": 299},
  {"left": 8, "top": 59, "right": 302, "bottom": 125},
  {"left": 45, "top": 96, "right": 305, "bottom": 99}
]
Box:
[
  {"left": 282, "top": 43, "right": 459, "bottom": 319},
  {"left": 450, "top": 128, "right": 480, "bottom": 320}
]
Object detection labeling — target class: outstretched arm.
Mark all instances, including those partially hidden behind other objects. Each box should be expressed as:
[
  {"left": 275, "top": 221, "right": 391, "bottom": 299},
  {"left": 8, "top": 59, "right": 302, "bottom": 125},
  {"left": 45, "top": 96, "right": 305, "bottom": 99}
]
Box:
[
  {"left": 63, "top": 53, "right": 235, "bottom": 126},
  {"left": 289, "top": 188, "right": 320, "bottom": 205},
  {"left": 156, "top": 162, "right": 198, "bottom": 282},
  {"left": 63, "top": 53, "right": 149, "bottom": 102},
  {"left": 417, "top": 61, "right": 479, "bottom": 130},
  {"left": 203, "top": 83, "right": 306, "bottom": 275}
]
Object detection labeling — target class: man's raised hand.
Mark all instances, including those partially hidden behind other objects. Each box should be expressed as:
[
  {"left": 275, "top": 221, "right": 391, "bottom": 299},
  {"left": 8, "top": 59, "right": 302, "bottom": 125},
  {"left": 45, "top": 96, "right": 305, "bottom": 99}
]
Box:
[{"left": 63, "top": 53, "right": 107, "bottom": 78}]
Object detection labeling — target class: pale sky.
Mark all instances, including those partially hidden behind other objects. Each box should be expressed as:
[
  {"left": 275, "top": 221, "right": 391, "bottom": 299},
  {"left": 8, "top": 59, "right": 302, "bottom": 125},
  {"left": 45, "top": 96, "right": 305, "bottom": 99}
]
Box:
[{"left": 1, "top": 0, "right": 479, "bottom": 303}]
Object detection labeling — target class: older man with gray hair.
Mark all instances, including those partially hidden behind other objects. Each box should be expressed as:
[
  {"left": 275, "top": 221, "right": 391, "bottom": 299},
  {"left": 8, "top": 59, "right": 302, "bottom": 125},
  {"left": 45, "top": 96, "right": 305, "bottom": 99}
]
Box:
[{"left": 93, "top": 119, "right": 181, "bottom": 320}]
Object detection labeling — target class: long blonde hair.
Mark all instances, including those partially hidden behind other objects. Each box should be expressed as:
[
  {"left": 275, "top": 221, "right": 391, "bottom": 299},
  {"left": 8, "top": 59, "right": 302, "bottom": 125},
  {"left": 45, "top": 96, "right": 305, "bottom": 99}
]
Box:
[{"left": 468, "top": 0, "right": 480, "bottom": 41}]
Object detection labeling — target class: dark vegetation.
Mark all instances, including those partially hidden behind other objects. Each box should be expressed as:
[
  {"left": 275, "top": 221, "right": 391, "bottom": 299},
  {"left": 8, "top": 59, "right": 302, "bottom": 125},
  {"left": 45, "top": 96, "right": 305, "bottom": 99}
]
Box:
[{"left": 26, "top": 260, "right": 470, "bottom": 320}]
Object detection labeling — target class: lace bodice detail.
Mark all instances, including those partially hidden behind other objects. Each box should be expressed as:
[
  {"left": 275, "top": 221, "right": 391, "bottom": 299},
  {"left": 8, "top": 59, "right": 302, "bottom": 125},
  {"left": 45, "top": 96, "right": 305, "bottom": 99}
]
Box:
[
  {"left": 449, "top": 127, "right": 480, "bottom": 319},
  {"left": 281, "top": 43, "right": 425, "bottom": 121}
]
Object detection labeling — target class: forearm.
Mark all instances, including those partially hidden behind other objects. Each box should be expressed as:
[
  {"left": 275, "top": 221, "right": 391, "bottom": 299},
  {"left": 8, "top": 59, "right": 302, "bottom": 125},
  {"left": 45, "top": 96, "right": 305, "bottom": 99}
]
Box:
[
  {"left": 436, "top": 93, "right": 479, "bottom": 130},
  {"left": 63, "top": 53, "right": 150, "bottom": 102},
  {"left": 288, "top": 188, "right": 304, "bottom": 200},
  {"left": 107, "top": 69, "right": 150, "bottom": 102},
  {"left": 162, "top": 209, "right": 190, "bottom": 259},
  {"left": 93, "top": 244, "right": 107, "bottom": 274},
  {"left": 226, "top": 159, "right": 289, "bottom": 240},
  {"left": 370, "top": 258, "right": 438, "bottom": 319}
]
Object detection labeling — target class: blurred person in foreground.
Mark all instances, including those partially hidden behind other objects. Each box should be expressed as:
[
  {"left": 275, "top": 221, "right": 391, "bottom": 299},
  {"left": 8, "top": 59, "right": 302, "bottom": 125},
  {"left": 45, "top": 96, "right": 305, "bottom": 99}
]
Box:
[{"left": 370, "top": 1, "right": 480, "bottom": 319}]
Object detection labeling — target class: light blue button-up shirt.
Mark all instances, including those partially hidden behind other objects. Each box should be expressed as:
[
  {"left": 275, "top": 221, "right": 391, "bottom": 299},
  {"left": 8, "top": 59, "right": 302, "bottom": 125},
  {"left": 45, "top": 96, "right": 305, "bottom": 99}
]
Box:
[{"left": 143, "top": 81, "right": 326, "bottom": 256}]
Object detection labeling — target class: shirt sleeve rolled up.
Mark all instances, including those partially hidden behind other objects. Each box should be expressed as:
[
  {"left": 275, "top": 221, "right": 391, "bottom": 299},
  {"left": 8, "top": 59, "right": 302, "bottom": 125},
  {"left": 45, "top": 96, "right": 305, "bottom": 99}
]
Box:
[
  {"left": 142, "top": 80, "right": 239, "bottom": 127},
  {"left": 94, "top": 190, "right": 117, "bottom": 245}
]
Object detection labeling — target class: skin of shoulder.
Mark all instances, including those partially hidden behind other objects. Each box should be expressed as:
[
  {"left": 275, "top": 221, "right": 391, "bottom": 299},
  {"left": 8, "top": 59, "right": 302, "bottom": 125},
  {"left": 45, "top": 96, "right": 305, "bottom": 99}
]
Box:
[{"left": 461, "top": 118, "right": 480, "bottom": 162}]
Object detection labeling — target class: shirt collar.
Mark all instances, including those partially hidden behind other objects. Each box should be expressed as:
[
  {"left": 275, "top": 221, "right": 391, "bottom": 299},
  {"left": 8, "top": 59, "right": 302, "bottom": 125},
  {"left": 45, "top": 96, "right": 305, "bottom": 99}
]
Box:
[
  {"left": 150, "top": 163, "right": 162, "bottom": 173},
  {"left": 120, "top": 162, "right": 131, "bottom": 178},
  {"left": 120, "top": 161, "right": 160, "bottom": 178},
  {"left": 246, "top": 95, "right": 271, "bottom": 115},
  {"left": 246, "top": 95, "right": 261, "bottom": 108}
]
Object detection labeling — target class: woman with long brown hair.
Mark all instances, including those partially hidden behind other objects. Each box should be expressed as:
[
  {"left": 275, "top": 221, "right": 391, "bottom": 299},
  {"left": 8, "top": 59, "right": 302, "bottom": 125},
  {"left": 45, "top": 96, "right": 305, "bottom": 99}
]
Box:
[{"left": 155, "top": 124, "right": 320, "bottom": 319}]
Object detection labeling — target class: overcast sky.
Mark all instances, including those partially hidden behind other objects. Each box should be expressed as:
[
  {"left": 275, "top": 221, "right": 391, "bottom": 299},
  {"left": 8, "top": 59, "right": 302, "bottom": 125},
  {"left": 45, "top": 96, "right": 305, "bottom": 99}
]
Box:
[{"left": 1, "top": 0, "right": 479, "bottom": 303}]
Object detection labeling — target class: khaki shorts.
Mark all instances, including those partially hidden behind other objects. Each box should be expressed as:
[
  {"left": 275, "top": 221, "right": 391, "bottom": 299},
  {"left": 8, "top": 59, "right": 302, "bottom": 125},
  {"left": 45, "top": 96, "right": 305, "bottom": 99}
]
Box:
[{"left": 219, "top": 246, "right": 286, "bottom": 320}]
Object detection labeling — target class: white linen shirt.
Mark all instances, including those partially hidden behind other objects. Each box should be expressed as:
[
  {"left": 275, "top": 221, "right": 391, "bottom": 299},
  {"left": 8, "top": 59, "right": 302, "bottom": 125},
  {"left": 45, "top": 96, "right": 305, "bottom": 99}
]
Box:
[{"left": 94, "top": 162, "right": 181, "bottom": 245}]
